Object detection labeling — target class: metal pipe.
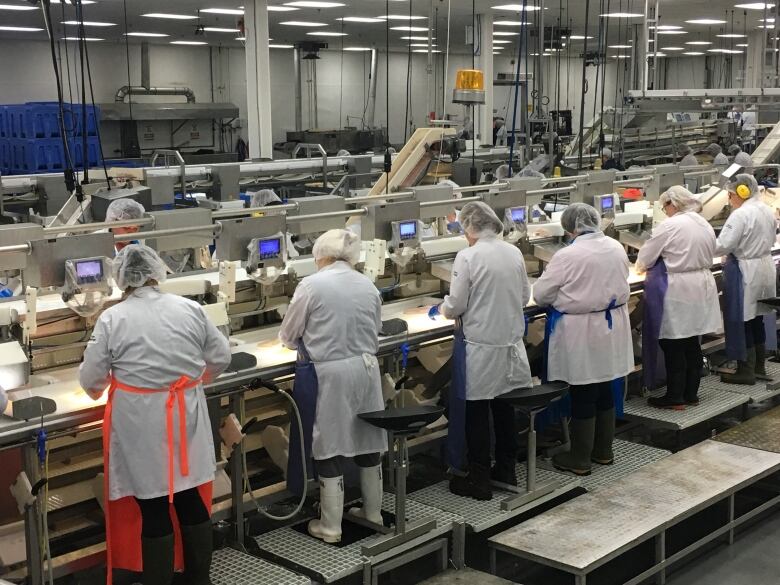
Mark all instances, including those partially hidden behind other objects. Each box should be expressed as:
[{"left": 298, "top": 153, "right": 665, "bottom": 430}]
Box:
[
  {"left": 293, "top": 48, "right": 303, "bottom": 132},
  {"left": 420, "top": 196, "right": 481, "bottom": 208},
  {"left": 349, "top": 192, "right": 415, "bottom": 204},
  {"left": 683, "top": 170, "right": 717, "bottom": 178},
  {"left": 527, "top": 186, "right": 576, "bottom": 196},
  {"left": 115, "top": 225, "right": 218, "bottom": 242},
  {"left": 212, "top": 203, "right": 300, "bottom": 218},
  {"left": 115, "top": 86, "right": 196, "bottom": 103},
  {"left": 614, "top": 176, "right": 654, "bottom": 185},
  {"left": 542, "top": 175, "right": 589, "bottom": 184},
  {"left": 43, "top": 217, "right": 155, "bottom": 234},
  {"left": 0, "top": 243, "right": 31, "bottom": 255},
  {"left": 292, "top": 208, "right": 368, "bottom": 223},
  {"left": 367, "top": 49, "right": 379, "bottom": 128}
]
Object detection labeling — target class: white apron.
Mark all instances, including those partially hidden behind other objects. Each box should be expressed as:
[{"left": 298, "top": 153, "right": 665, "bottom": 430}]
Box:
[{"left": 465, "top": 338, "right": 532, "bottom": 400}]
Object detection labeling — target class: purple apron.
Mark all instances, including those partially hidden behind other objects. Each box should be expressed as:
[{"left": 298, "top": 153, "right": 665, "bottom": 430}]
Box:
[
  {"left": 723, "top": 254, "right": 747, "bottom": 361},
  {"left": 642, "top": 259, "right": 668, "bottom": 390}
]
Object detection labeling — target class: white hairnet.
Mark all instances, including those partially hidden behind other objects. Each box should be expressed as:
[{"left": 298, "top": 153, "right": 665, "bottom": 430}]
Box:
[
  {"left": 561, "top": 202, "right": 601, "bottom": 235},
  {"left": 336, "top": 149, "right": 351, "bottom": 157},
  {"left": 601, "top": 147, "right": 613, "bottom": 159},
  {"left": 519, "top": 167, "right": 545, "bottom": 178},
  {"left": 495, "top": 164, "right": 511, "bottom": 181},
  {"left": 113, "top": 243, "right": 168, "bottom": 290},
  {"left": 438, "top": 179, "right": 460, "bottom": 190},
  {"left": 250, "top": 189, "right": 281, "bottom": 208},
  {"left": 312, "top": 229, "right": 361, "bottom": 265},
  {"left": 729, "top": 173, "right": 759, "bottom": 200},
  {"left": 106, "top": 198, "right": 145, "bottom": 223},
  {"left": 728, "top": 144, "right": 742, "bottom": 156},
  {"left": 677, "top": 144, "right": 692, "bottom": 157},
  {"left": 706, "top": 143, "right": 722, "bottom": 156},
  {"left": 660, "top": 186, "right": 702, "bottom": 213},
  {"left": 459, "top": 201, "right": 503, "bottom": 239},
  {"left": 734, "top": 151, "right": 753, "bottom": 169}
]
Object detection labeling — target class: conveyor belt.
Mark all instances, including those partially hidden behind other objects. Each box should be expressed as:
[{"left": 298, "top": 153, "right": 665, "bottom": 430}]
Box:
[
  {"left": 410, "top": 462, "right": 580, "bottom": 533},
  {"left": 211, "top": 547, "right": 310, "bottom": 585},
  {"left": 714, "top": 405, "right": 780, "bottom": 454},
  {"left": 538, "top": 439, "right": 671, "bottom": 492},
  {"left": 253, "top": 493, "right": 462, "bottom": 583}
]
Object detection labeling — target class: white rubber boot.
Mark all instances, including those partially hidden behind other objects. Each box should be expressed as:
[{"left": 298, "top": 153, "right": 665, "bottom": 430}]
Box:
[
  {"left": 349, "top": 465, "right": 384, "bottom": 525},
  {"left": 308, "top": 476, "right": 344, "bottom": 544}
]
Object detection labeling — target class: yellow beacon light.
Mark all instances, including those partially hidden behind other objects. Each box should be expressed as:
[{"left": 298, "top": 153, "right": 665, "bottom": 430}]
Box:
[{"left": 453, "top": 69, "right": 486, "bottom": 105}]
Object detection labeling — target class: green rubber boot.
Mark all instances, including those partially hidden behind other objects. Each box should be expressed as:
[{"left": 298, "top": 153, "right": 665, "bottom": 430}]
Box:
[
  {"left": 592, "top": 408, "right": 616, "bottom": 465},
  {"left": 721, "top": 347, "right": 757, "bottom": 386},
  {"left": 553, "top": 417, "right": 595, "bottom": 476},
  {"left": 755, "top": 343, "right": 769, "bottom": 377},
  {"left": 142, "top": 534, "right": 175, "bottom": 585}
]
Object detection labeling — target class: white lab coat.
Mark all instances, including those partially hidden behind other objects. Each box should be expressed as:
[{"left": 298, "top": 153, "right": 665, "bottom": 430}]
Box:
[
  {"left": 79, "top": 287, "right": 232, "bottom": 500},
  {"left": 279, "top": 261, "right": 386, "bottom": 460},
  {"left": 636, "top": 212, "right": 723, "bottom": 339},
  {"left": 533, "top": 232, "right": 634, "bottom": 385},
  {"left": 716, "top": 198, "right": 777, "bottom": 321},
  {"left": 680, "top": 154, "right": 700, "bottom": 167},
  {"left": 441, "top": 236, "right": 533, "bottom": 400}
]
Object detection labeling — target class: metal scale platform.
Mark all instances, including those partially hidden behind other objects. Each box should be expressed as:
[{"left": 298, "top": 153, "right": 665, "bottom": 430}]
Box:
[
  {"left": 538, "top": 439, "right": 671, "bottom": 492},
  {"left": 411, "top": 462, "right": 581, "bottom": 533},
  {"left": 253, "top": 493, "right": 465, "bottom": 584}
]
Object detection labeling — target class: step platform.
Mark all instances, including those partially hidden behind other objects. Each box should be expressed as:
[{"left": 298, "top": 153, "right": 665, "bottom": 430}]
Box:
[
  {"left": 714, "top": 405, "right": 780, "bottom": 454},
  {"left": 538, "top": 439, "right": 671, "bottom": 492},
  {"left": 410, "top": 462, "right": 581, "bottom": 533},
  {"left": 623, "top": 379, "right": 749, "bottom": 430},
  {"left": 717, "top": 361, "right": 780, "bottom": 404},
  {"left": 488, "top": 440, "right": 780, "bottom": 585},
  {"left": 416, "top": 567, "right": 520, "bottom": 584},
  {"left": 254, "top": 493, "right": 463, "bottom": 584},
  {"left": 211, "top": 547, "right": 309, "bottom": 585}
]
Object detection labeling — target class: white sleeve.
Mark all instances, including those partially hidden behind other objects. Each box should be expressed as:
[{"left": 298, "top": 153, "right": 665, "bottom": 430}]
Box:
[
  {"left": 441, "top": 253, "right": 471, "bottom": 320},
  {"left": 519, "top": 255, "right": 532, "bottom": 307},
  {"left": 716, "top": 211, "right": 745, "bottom": 255},
  {"left": 79, "top": 317, "right": 112, "bottom": 400},
  {"left": 279, "top": 282, "right": 311, "bottom": 349},
  {"left": 636, "top": 223, "right": 670, "bottom": 273},
  {"left": 533, "top": 254, "right": 567, "bottom": 307},
  {"left": 201, "top": 309, "right": 232, "bottom": 381}
]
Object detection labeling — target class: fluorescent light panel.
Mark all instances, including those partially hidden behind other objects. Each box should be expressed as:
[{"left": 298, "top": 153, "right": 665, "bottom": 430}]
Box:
[
  {"left": 492, "top": 4, "right": 542, "bottom": 11},
  {"left": 337, "top": 17, "right": 384, "bottom": 22},
  {"left": 390, "top": 26, "right": 429, "bottom": 31},
  {"left": 62, "top": 21, "right": 116, "bottom": 26},
  {"left": 0, "top": 25, "right": 42, "bottom": 31},
  {"left": 0, "top": 4, "right": 36, "bottom": 11},
  {"left": 63, "top": 37, "right": 103, "bottom": 41},
  {"left": 686, "top": 18, "right": 726, "bottom": 24},
  {"left": 171, "top": 40, "right": 208, "bottom": 45},
  {"left": 125, "top": 32, "right": 169, "bottom": 37},
  {"left": 201, "top": 8, "right": 245, "bottom": 15},
  {"left": 204, "top": 27, "right": 241, "bottom": 32},
  {"left": 307, "top": 31, "right": 348, "bottom": 36},
  {"left": 280, "top": 20, "right": 327, "bottom": 26},
  {"left": 285, "top": 1, "right": 345, "bottom": 7},
  {"left": 143, "top": 13, "right": 198, "bottom": 20}
]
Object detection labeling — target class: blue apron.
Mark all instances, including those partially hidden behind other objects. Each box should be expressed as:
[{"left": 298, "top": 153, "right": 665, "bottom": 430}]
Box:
[
  {"left": 446, "top": 322, "right": 468, "bottom": 473},
  {"left": 287, "top": 343, "right": 318, "bottom": 497},
  {"left": 723, "top": 254, "right": 747, "bottom": 361},
  {"left": 765, "top": 313, "right": 779, "bottom": 351},
  {"left": 642, "top": 259, "right": 668, "bottom": 390}
]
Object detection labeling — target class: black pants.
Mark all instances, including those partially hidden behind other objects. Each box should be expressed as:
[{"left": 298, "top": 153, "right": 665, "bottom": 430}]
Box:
[
  {"left": 316, "top": 453, "right": 381, "bottom": 478},
  {"left": 135, "top": 487, "right": 210, "bottom": 539},
  {"left": 465, "top": 398, "right": 517, "bottom": 469},
  {"left": 745, "top": 316, "right": 767, "bottom": 349},
  {"left": 570, "top": 382, "right": 614, "bottom": 420},
  {"left": 660, "top": 336, "right": 703, "bottom": 402}
]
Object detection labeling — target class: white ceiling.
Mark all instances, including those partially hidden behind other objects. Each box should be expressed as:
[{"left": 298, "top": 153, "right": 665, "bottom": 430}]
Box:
[{"left": 0, "top": 0, "right": 774, "bottom": 55}]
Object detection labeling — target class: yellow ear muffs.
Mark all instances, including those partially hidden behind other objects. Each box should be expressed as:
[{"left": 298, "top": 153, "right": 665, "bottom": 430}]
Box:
[{"left": 736, "top": 184, "right": 751, "bottom": 199}]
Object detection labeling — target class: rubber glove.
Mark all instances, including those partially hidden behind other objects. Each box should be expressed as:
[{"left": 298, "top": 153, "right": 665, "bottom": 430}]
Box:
[
  {"left": 428, "top": 304, "right": 441, "bottom": 320},
  {"left": 0, "top": 288, "right": 12, "bottom": 298}
]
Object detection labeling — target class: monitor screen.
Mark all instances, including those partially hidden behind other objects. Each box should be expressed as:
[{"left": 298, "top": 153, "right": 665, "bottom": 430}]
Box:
[
  {"left": 601, "top": 196, "right": 614, "bottom": 211},
  {"left": 75, "top": 259, "right": 103, "bottom": 283},
  {"left": 259, "top": 238, "right": 282, "bottom": 258},
  {"left": 511, "top": 207, "right": 527, "bottom": 223},
  {"left": 399, "top": 221, "right": 417, "bottom": 240}
]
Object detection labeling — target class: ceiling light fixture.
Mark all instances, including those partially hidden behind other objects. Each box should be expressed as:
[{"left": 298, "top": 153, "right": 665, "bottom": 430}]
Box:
[
  {"left": 657, "top": 30, "right": 687, "bottom": 35},
  {"left": 62, "top": 37, "right": 103, "bottom": 41},
  {"left": 125, "top": 32, "right": 169, "bottom": 37},
  {"left": 307, "top": 31, "right": 348, "bottom": 36},
  {"left": 609, "top": 44, "right": 632, "bottom": 48},
  {"left": 0, "top": 25, "right": 42, "bottom": 31},
  {"left": 735, "top": 3, "right": 775, "bottom": 9},
  {"left": 200, "top": 8, "right": 244, "bottom": 15},
  {"left": 685, "top": 40, "right": 712, "bottom": 45},
  {"left": 493, "top": 20, "right": 529, "bottom": 26},
  {"left": 601, "top": 12, "right": 644, "bottom": 17},
  {"left": 686, "top": 18, "right": 727, "bottom": 24},
  {"left": 203, "top": 27, "right": 241, "bottom": 32},
  {"left": 171, "top": 40, "right": 208, "bottom": 45},
  {"left": 343, "top": 47, "right": 373, "bottom": 51},
  {"left": 493, "top": 31, "right": 520, "bottom": 36},
  {"left": 381, "top": 15, "right": 427, "bottom": 20},
  {"left": 62, "top": 20, "right": 116, "bottom": 26},
  {"left": 269, "top": 44, "right": 295, "bottom": 48},
  {"left": 280, "top": 20, "right": 327, "bottom": 26},
  {"left": 685, "top": 51, "right": 705, "bottom": 55},
  {"left": 267, "top": 6, "right": 299, "bottom": 10},
  {"left": 391, "top": 25, "right": 429, "bottom": 31},
  {"left": 401, "top": 36, "right": 435, "bottom": 40},
  {"left": 143, "top": 13, "right": 198, "bottom": 20},
  {"left": 0, "top": 4, "right": 36, "bottom": 11},
  {"left": 492, "top": 4, "right": 541, "bottom": 11},
  {"left": 412, "top": 48, "right": 441, "bottom": 53},
  {"left": 284, "top": 1, "right": 346, "bottom": 7},
  {"left": 337, "top": 17, "right": 385, "bottom": 23},
  {"left": 717, "top": 33, "right": 747, "bottom": 37}
]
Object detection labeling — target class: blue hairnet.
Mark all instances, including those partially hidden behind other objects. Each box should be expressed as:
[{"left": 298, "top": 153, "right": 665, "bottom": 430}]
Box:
[{"left": 561, "top": 202, "right": 601, "bottom": 235}]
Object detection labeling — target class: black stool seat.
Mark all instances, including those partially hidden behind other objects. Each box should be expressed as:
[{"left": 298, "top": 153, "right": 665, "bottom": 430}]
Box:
[
  {"left": 760, "top": 297, "right": 780, "bottom": 308},
  {"left": 497, "top": 382, "right": 569, "bottom": 410},
  {"left": 359, "top": 406, "right": 445, "bottom": 435}
]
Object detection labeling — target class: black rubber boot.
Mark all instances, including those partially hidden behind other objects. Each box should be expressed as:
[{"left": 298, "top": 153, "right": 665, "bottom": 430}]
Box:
[
  {"left": 491, "top": 459, "right": 517, "bottom": 486},
  {"left": 591, "top": 408, "right": 615, "bottom": 465},
  {"left": 648, "top": 370, "right": 686, "bottom": 410},
  {"left": 755, "top": 343, "right": 769, "bottom": 378},
  {"left": 449, "top": 464, "right": 493, "bottom": 501},
  {"left": 721, "top": 348, "right": 757, "bottom": 386},
  {"left": 142, "top": 534, "right": 175, "bottom": 585},
  {"left": 553, "top": 417, "right": 595, "bottom": 476},
  {"left": 181, "top": 521, "right": 214, "bottom": 585}
]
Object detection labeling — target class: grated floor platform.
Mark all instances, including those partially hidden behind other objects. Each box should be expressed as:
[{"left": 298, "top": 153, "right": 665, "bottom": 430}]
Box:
[
  {"left": 716, "top": 361, "right": 780, "bottom": 404},
  {"left": 623, "top": 380, "right": 749, "bottom": 430},
  {"left": 410, "top": 462, "right": 580, "bottom": 533},
  {"left": 253, "top": 493, "right": 462, "bottom": 583},
  {"left": 538, "top": 439, "right": 671, "bottom": 492},
  {"left": 211, "top": 547, "right": 310, "bottom": 585},
  {"left": 714, "top": 405, "right": 780, "bottom": 454}
]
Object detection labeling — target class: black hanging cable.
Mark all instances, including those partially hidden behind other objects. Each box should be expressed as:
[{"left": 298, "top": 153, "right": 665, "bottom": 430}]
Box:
[
  {"left": 577, "top": 0, "right": 591, "bottom": 169},
  {"left": 384, "top": 0, "right": 391, "bottom": 194},
  {"left": 404, "top": 0, "right": 413, "bottom": 143},
  {"left": 61, "top": 1, "right": 74, "bottom": 106},
  {"left": 469, "top": 0, "right": 477, "bottom": 184},
  {"left": 39, "top": 0, "right": 78, "bottom": 198},
  {"left": 508, "top": 0, "right": 528, "bottom": 176},
  {"left": 598, "top": 0, "right": 610, "bottom": 151},
  {"left": 338, "top": 16, "right": 344, "bottom": 150},
  {"left": 123, "top": 0, "right": 134, "bottom": 123},
  {"left": 76, "top": 0, "right": 89, "bottom": 183},
  {"left": 592, "top": 0, "right": 603, "bottom": 127}
]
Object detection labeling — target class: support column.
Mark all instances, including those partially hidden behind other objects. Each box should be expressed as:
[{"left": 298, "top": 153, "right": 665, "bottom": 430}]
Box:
[
  {"left": 244, "top": 0, "right": 274, "bottom": 160},
  {"left": 746, "top": 30, "right": 766, "bottom": 89},
  {"left": 477, "top": 13, "right": 494, "bottom": 145}
]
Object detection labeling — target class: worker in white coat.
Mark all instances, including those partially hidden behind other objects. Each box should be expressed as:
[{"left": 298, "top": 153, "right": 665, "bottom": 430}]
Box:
[
  {"left": 79, "top": 244, "right": 231, "bottom": 585},
  {"left": 429, "top": 201, "right": 532, "bottom": 500},
  {"left": 105, "top": 198, "right": 145, "bottom": 253},
  {"left": 636, "top": 187, "right": 723, "bottom": 409},
  {"left": 706, "top": 143, "right": 729, "bottom": 167},
  {"left": 533, "top": 203, "right": 634, "bottom": 476},
  {"left": 248, "top": 189, "right": 300, "bottom": 257},
  {"left": 279, "top": 229, "right": 386, "bottom": 544},
  {"left": 678, "top": 144, "right": 700, "bottom": 167},
  {"left": 716, "top": 174, "right": 777, "bottom": 385}
]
